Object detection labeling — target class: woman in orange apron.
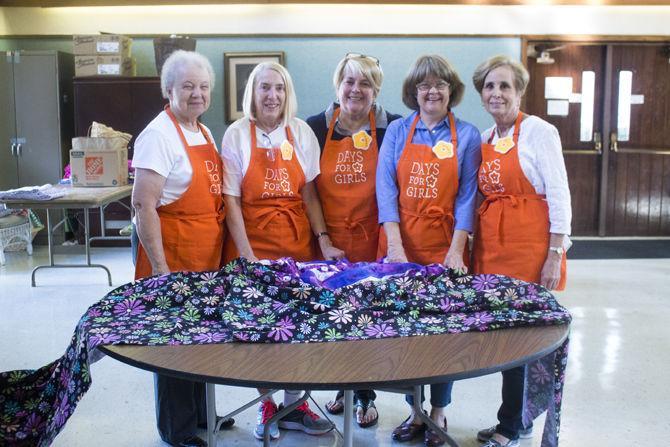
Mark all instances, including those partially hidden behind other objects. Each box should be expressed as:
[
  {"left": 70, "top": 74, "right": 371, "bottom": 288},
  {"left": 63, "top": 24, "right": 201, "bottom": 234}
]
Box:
[
  {"left": 471, "top": 56, "right": 572, "bottom": 447},
  {"left": 221, "top": 62, "right": 343, "bottom": 441},
  {"left": 306, "top": 53, "right": 402, "bottom": 428},
  {"left": 376, "top": 55, "right": 482, "bottom": 447},
  {"left": 131, "top": 51, "right": 231, "bottom": 447}
]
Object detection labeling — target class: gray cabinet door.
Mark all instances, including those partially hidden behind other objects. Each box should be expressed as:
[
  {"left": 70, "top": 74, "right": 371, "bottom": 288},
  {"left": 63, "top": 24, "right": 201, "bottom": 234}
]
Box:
[
  {"left": 14, "top": 53, "right": 63, "bottom": 187},
  {"left": 0, "top": 52, "right": 18, "bottom": 190}
]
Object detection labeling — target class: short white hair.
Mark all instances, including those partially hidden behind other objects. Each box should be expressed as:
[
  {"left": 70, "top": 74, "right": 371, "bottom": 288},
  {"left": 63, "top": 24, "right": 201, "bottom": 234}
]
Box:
[
  {"left": 160, "top": 50, "right": 215, "bottom": 99},
  {"left": 242, "top": 62, "right": 297, "bottom": 126}
]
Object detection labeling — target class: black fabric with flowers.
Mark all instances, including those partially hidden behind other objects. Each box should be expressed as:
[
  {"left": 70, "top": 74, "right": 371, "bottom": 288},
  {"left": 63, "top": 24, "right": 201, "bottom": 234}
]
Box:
[{"left": 0, "top": 258, "right": 570, "bottom": 447}]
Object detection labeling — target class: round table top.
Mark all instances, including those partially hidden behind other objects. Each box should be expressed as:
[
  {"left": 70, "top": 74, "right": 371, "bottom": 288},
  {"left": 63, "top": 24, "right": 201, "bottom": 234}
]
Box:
[{"left": 101, "top": 324, "right": 568, "bottom": 390}]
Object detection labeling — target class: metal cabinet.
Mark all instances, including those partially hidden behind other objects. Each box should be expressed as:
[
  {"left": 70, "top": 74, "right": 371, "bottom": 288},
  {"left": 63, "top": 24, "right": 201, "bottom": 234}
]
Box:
[
  {"left": 73, "top": 76, "right": 165, "bottom": 158},
  {"left": 1, "top": 51, "right": 74, "bottom": 191}
]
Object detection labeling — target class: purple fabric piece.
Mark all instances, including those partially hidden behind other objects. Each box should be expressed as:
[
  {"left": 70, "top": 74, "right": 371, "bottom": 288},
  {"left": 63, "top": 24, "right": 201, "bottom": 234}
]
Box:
[
  {"left": 1, "top": 258, "right": 570, "bottom": 446},
  {"left": 297, "top": 259, "right": 430, "bottom": 289}
]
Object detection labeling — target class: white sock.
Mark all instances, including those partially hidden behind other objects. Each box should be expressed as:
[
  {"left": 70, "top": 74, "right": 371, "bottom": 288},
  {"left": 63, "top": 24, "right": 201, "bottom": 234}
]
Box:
[{"left": 283, "top": 389, "right": 302, "bottom": 407}]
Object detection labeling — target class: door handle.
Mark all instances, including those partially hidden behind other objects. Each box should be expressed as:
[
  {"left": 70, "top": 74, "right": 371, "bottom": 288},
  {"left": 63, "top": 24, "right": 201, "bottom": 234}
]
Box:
[
  {"left": 16, "top": 143, "right": 23, "bottom": 157},
  {"left": 10, "top": 142, "right": 17, "bottom": 156},
  {"left": 594, "top": 131, "right": 602, "bottom": 154},
  {"left": 610, "top": 132, "right": 618, "bottom": 152}
]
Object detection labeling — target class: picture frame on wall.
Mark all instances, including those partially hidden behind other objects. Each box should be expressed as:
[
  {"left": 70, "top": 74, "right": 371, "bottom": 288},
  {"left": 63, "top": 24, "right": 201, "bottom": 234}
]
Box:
[{"left": 224, "top": 51, "right": 285, "bottom": 123}]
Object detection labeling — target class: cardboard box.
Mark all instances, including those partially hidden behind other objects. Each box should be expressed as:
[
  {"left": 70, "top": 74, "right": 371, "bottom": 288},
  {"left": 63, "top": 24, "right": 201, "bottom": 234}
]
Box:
[
  {"left": 70, "top": 137, "right": 128, "bottom": 187},
  {"left": 75, "top": 55, "right": 135, "bottom": 77},
  {"left": 73, "top": 34, "right": 132, "bottom": 57}
]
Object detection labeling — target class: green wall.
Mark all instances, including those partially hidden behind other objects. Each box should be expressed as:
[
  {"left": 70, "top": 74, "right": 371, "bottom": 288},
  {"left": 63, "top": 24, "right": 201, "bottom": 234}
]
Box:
[{"left": 2, "top": 36, "right": 520, "bottom": 142}]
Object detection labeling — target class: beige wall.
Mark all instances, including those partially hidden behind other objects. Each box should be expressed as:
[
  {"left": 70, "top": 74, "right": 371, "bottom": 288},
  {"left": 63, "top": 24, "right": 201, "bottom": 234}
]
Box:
[{"left": 2, "top": 4, "right": 670, "bottom": 36}]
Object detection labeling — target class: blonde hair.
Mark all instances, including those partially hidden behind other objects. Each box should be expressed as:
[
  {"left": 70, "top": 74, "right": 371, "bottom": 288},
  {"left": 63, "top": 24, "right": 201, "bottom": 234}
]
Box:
[
  {"left": 242, "top": 62, "right": 297, "bottom": 126},
  {"left": 160, "top": 50, "right": 215, "bottom": 99},
  {"left": 401, "top": 54, "right": 465, "bottom": 111},
  {"left": 472, "top": 55, "right": 529, "bottom": 95},
  {"left": 332, "top": 55, "right": 383, "bottom": 99}
]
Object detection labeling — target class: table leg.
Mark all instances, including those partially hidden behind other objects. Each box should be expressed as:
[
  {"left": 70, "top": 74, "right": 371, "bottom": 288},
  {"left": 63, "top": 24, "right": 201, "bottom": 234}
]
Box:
[
  {"left": 99, "top": 205, "right": 105, "bottom": 238},
  {"left": 206, "top": 383, "right": 216, "bottom": 447},
  {"left": 31, "top": 209, "right": 54, "bottom": 287},
  {"left": 411, "top": 385, "right": 459, "bottom": 447},
  {"left": 343, "top": 390, "right": 354, "bottom": 447},
  {"left": 84, "top": 208, "right": 112, "bottom": 286}
]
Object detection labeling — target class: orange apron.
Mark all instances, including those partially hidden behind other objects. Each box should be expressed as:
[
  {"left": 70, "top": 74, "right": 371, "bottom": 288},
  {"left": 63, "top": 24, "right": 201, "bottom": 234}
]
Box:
[
  {"left": 222, "top": 121, "right": 314, "bottom": 262},
  {"left": 379, "top": 113, "right": 466, "bottom": 265},
  {"left": 316, "top": 108, "right": 379, "bottom": 262},
  {"left": 473, "top": 112, "right": 566, "bottom": 290},
  {"left": 135, "top": 107, "right": 225, "bottom": 279}
]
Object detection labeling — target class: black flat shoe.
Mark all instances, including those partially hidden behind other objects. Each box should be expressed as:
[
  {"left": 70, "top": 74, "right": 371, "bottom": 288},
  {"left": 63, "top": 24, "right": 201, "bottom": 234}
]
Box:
[
  {"left": 177, "top": 436, "right": 207, "bottom": 447},
  {"left": 326, "top": 390, "right": 345, "bottom": 414},
  {"left": 354, "top": 396, "right": 378, "bottom": 428},
  {"left": 197, "top": 416, "right": 235, "bottom": 430}
]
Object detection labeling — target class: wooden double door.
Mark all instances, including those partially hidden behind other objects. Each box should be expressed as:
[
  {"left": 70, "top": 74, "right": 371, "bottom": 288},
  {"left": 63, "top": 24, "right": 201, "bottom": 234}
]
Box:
[{"left": 524, "top": 41, "right": 670, "bottom": 236}]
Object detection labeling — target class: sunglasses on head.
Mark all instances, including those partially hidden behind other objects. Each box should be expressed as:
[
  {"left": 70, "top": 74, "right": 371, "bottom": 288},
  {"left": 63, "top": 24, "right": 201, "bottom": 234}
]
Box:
[{"left": 345, "top": 52, "right": 380, "bottom": 66}]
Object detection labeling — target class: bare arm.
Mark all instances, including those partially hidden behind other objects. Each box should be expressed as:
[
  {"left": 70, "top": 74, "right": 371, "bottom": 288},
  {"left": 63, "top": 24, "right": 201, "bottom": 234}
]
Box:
[
  {"left": 301, "top": 181, "right": 344, "bottom": 260},
  {"left": 382, "top": 221, "right": 408, "bottom": 263},
  {"left": 540, "top": 232, "right": 566, "bottom": 290},
  {"left": 443, "top": 229, "right": 469, "bottom": 273},
  {"left": 132, "top": 168, "right": 169, "bottom": 275},
  {"left": 223, "top": 194, "right": 258, "bottom": 261}
]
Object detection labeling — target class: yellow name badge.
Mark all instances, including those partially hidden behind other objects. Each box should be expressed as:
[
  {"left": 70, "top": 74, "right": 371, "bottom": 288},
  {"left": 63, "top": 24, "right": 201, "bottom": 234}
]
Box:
[
  {"left": 432, "top": 140, "right": 454, "bottom": 159},
  {"left": 280, "top": 140, "right": 294, "bottom": 160},
  {"left": 352, "top": 130, "right": 372, "bottom": 150},
  {"left": 494, "top": 136, "right": 515, "bottom": 154}
]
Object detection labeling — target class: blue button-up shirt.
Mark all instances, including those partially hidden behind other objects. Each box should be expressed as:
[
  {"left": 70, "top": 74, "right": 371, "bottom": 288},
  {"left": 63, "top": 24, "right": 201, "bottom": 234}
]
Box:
[{"left": 376, "top": 111, "right": 481, "bottom": 232}]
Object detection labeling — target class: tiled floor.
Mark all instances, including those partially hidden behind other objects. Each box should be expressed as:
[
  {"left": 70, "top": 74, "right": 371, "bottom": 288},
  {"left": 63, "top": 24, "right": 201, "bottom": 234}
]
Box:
[{"left": 1, "top": 246, "right": 668, "bottom": 446}]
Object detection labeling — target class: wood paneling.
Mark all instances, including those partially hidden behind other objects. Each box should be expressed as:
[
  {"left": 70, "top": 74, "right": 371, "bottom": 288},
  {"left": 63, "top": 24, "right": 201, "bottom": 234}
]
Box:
[
  {"left": 606, "top": 152, "right": 670, "bottom": 235},
  {"left": 606, "top": 44, "right": 670, "bottom": 236},
  {"left": 73, "top": 76, "right": 166, "bottom": 158},
  {"left": 526, "top": 41, "right": 670, "bottom": 236},
  {"left": 525, "top": 43, "right": 606, "bottom": 236},
  {"left": 72, "top": 76, "right": 166, "bottom": 244},
  {"left": 563, "top": 155, "right": 600, "bottom": 236}
]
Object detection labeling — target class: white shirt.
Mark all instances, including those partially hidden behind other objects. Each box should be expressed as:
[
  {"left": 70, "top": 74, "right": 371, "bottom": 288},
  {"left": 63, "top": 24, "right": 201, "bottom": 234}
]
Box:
[
  {"left": 482, "top": 115, "right": 572, "bottom": 235},
  {"left": 221, "top": 116, "right": 320, "bottom": 196},
  {"left": 132, "top": 111, "right": 216, "bottom": 206}
]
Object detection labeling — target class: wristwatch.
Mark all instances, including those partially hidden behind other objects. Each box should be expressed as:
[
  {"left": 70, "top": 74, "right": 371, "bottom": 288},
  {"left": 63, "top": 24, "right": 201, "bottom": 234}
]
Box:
[{"left": 548, "top": 246, "right": 565, "bottom": 256}]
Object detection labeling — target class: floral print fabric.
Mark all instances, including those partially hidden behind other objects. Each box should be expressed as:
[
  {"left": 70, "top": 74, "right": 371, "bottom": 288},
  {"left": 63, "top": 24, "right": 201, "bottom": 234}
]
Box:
[{"left": 0, "top": 258, "right": 571, "bottom": 446}]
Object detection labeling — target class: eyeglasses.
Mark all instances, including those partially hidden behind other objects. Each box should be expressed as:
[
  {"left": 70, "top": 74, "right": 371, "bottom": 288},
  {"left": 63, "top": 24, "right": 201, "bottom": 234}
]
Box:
[
  {"left": 416, "top": 81, "right": 450, "bottom": 93},
  {"left": 345, "top": 52, "right": 380, "bottom": 67}
]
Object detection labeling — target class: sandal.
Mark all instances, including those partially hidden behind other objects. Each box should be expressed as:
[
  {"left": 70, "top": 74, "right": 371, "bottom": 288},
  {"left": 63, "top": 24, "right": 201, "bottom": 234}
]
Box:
[
  {"left": 391, "top": 413, "right": 426, "bottom": 442},
  {"left": 354, "top": 396, "right": 378, "bottom": 428},
  {"left": 325, "top": 390, "right": 345, "bottom": 415}
]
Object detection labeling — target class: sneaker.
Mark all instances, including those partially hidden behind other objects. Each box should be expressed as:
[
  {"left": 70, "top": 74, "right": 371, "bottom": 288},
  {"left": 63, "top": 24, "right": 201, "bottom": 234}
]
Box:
[
  {"left": 477, "top": 425, "right": 533, "bottom": 442},
  {"left": 481, "top": 439, "right": 520, "bottom": 447},
  {"left": 254, "top": 400, "right": 280, "bottom": 440},
  {"left": 277, "top": 402, "right": 334, "bottom": 435}
]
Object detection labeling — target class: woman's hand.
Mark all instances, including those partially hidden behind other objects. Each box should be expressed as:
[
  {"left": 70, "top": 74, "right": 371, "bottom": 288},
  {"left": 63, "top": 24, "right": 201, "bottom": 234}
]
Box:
[
  {"left": 239, "top": 251, "right": 259, "bottom": 263},
  {"left": 540, "top": 252, "right": 562, "bottom": 290},
  {"left": 386, "top": 244, "right": 408, "bottom": 263},
  {"left": 541, "top": 233, "right": 567, "bottom": 290},
  {"left": 319, "top": 236, "right": 345, "bottom": 261},
  {"left": 443, "top": 230, "right": 469, "bottom": 274},
  {"left": 133, "top": 168, "right": 169, "bottom": 276},
  {"left": 443, "top": 249, "right": 467, "bottom": 274},
  {"left": 382, "top": 221, "right": 408, "bottom": 263},
  {"left": 224, "top": 194, "right": 259, "bottom": 263},
  {"left": 151, "top": 264, "right": 171, "bottom": 276},
  {"left": 301, "top": 181, "right": 345, "bottom": 261}
]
